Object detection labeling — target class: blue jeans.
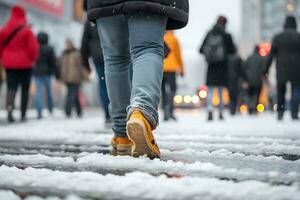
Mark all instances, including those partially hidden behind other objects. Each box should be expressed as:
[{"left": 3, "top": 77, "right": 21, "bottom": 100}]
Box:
[
  {"left": 97, "top": 14, "right": 167, "bottom": 137},
  {"left": 95, "top": 63, "right": 110, "bottom": 120},
  {"left": 34, "top": 76, "right": 53, "bottom": 116},
  {"left": 291, "top": 84, "right": 300, "bottom": 117},
  {"left": 207, "top": 86, "right": 224, "bottom": 112}
]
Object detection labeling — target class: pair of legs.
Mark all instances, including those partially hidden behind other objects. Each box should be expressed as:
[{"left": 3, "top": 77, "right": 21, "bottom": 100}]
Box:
[
  {"left": 34, "top": 75, "right": 53, "bottom": 118},
  {"left": 291, "top": 85, "right": 300, "bottom": 119},
  {"left": 207, "top": 86, "right": 224, "bottom": 120},
  {"left": 247, "top": 86, "right": 262, "bottom": 115},
  {"left": 228, "top": 85, "right": 239, "bottom": 115},
  {"left": 277, "top": 82, "right": 300, "bottom": 119},
  {"left": 65, "top": 83, "right": 82, "bottom": 117},
  {"left": 6, "top": 69, "right": 32, "bottom": 122},
  {"left": 96, "top": 14, "right": 167, "bottom": 138},
  {"left": 161, "top": 72, "right": 177, "bottom": 120},
  {"left": 94, "top": 63, "right": 110, "bottom": 121}
]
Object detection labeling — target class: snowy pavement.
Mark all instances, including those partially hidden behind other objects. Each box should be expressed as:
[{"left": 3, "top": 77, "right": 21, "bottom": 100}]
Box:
[{"left": 0, "top": 109, "right": 299, "bottom": 200}]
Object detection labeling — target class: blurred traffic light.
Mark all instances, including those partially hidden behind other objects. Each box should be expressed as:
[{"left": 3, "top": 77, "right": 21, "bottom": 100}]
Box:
[{"left": 258, "top": 43, "right": 272, "bottom": 57}]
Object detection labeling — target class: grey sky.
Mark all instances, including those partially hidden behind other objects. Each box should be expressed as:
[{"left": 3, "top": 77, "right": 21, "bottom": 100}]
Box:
[{"left": 176, "top": 0, "right": 241, "bottom": 48}]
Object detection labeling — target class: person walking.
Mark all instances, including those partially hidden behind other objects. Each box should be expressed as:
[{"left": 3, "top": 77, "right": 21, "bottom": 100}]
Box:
[
  {"left": 200, "top": 16, "right": 236, "bottom": 121},
  {"left": 86, "top": 0, "right": 189, "bottom": 158},
  {"left": 0, "top": 5, "right": 39, "bottom": 122},
  {"left": 162, "top": 31, "right": 184, "bottom": 121},
  {"left": 59, "top": 39, "right": 86, "bottom": 118},
  {"left": 33, "top": 32, "right": 57, "bottom": 119},
  {"left": 227, "top": 53, "right": 247, "bottom": 115},
  {"left": 244, "top": 45, "right": 265, "bottom": 115},
  {"left": 265, "top": 15, "right": 300, "bottom": 120},
  {"left": 81, "top": 2, "right": 111, "bottom": 126}
]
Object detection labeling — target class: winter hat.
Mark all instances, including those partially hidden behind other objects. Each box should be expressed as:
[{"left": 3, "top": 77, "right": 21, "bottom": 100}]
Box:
[
  {"left": 284, "top": 15, "right": 297, "bottom": 30},
  {"left": 217, "top": 15, "right": 228, "bottom": 26},
  {"left": 37, "top": 32, "right": 49, "bottom": 45}
]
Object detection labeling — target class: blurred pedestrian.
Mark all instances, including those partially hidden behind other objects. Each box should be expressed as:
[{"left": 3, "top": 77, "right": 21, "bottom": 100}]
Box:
[
  {"left": 162, "top": 31, "right": 184, "bottom": 121},
  {"left": 200, "top": 16, "right": 236, "bottom": 121},
  {"left": 244, "top": 45, "right": 265, "bottom": 115},
  {"left": 86, "top": 0, "right": 189, "bottom": 158},
  {"left": 227, "top": 53, "right": 247, "bottom": 115},
  {"left": 33, "top": 32, "right": 57, "bottom": 119},
  {"left": 81, "top": 1, "right": 111, "bottom": 126},
  {"left": 265, "top": 15, "right": 300, "bottom": 120},
  {"left": 59, "top": 39, "right": 87, "bottom": 118},
  {"left": 0, "top": 5, "right": 39, "bottom": 122}
]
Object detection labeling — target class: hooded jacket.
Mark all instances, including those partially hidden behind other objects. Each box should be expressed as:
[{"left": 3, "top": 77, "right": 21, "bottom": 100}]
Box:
[
  {"left": 86, "top": 0, "right": 189, "bottom": 30},
  {"left": 200, "top": 24, "right": 236, "bottom": 86},
  {"left": 0, "top": 5, "right": 39, "bottom": 69},
  {"left": 265, "top": 16, "right": 300, "bottom": 85},
  {"left": 33, "top": 32, "right": 57, "bottom": 76},
  {"left": 163, "top": 31, "right": 184, "bottom": 74}
]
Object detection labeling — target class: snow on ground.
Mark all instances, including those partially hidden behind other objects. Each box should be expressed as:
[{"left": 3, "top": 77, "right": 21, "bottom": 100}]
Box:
[{"left": 0, "top": 109, "right": 299, "bottom": 199}]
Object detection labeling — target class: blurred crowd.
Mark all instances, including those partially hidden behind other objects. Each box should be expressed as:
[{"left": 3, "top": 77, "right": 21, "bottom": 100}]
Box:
[{"left": 0, "top": 4, "right": 299, "bottom": 125}]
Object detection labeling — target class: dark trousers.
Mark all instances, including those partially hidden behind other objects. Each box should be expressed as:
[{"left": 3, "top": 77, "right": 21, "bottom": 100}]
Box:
[
  {"left": 161, "top": 72, "right": 177, "bottom": 118},
  {"left": 291, "top": 84, "right": 300, "bottom": 117},
  {"left": 65, "top": 83, "right": 81, "bottom": 117},
  {"left": 277, "top": 82, "right": 287, "bottom": 114},
  {"left": 228, "top": 85, "right": 239, "bottom": 115},
  {"left": 248, "top": 86, "right": 261, "bottom": 114},
  {"left": 95, "top": 63, "right": 110, "bottom": 120},
  {"left": 6, "top": 69, "right": 32, "bottom": 118}
]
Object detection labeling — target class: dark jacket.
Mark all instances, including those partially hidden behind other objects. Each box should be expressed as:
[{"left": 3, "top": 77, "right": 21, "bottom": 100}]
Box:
[
  {"left": 87, "top": 0, "right": 189, "bottom": 30},
  {"left": 81, "top": 21, "right": 104, "bottom": 68},
  {"left": 200, "top": 25, "right": 236, "bottom": 86},
  {"left": 245, "top": 49, "right": 265, "bottom": 88},
  {"left": 33, "top": 32, "right": 57, "bottom": 76},
  {"left": 227, "top": 54, "right": 246, "bottom": 88},
  {"left": 265, "top": 17, "right": 300, "bottom": 85}
]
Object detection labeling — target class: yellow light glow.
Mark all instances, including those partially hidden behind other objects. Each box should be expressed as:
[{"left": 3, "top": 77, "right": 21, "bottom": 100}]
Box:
[
  {"left": 184, "top": 95, "right": 192, "bottom": 104},
  {"left": 212, "top": 97, "right": 220, "bottom": 106},
  {"left": 257, "top": 104, "right": 265, "bottom": 113},
  {"left": 174, "top": 95, "right": 183, "bottom": 104},
  {"left": 199, "top": 90, "right": 208, "bottom": 99},
  {"left": 240, "top": 105, "right": 248, "bottom": 114},
  {"left": 191, "top": 95, "right": 200, "bottom": 104}
]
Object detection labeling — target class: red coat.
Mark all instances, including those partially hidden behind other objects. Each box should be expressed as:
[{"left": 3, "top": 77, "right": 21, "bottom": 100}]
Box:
[{"left": 0, "top": 5, "right": 39, "bottom": 69}]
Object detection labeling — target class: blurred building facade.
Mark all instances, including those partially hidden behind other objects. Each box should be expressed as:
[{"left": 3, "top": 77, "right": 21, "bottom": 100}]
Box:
[{"left": 241, "top": 0, "right": 299, "bottom": 56}]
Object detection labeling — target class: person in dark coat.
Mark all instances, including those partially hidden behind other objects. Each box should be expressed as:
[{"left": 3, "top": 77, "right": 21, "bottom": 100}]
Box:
[
  {"left": 245, "top": 45, "right": 265, "bottom": 114},
  {"left": 200, "top": 16, "right": 236, "bottom": 121},
  {"left": 33, "top": 32, "right": 57, "bottom": 119},
  {"left": 227, "top": 53, "right": 247, "bottom": 115},
  {"left": 86, "top": 0, "right": 189, "bottom": 158},
  {"left": 265, "top": 15, "right": 300, "bottom": 120},
  {"left": 0, "top": 5, "right": 39, "bottom": 122},
  {"left": 81, "top": 2, "right": 111, "bottom": 126}
]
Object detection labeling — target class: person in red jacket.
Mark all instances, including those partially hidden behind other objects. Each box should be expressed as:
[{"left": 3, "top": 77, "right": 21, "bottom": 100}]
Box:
[{"left": 0, "top": 5, "right": 39, "bottom": 122}]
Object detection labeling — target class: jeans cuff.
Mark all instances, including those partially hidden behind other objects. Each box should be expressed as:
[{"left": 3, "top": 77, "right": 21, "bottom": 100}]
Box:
[
  {"left": 113, "top": 129, "right": 128, "bottom": 138},
  {"left": 127, "top": 103, "right": 159, "bottom": 130}
]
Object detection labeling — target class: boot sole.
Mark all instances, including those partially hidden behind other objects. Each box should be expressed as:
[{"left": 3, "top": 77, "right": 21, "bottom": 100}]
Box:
[{"left": 127, "top": 119, "right": 160, "bottom": 159}]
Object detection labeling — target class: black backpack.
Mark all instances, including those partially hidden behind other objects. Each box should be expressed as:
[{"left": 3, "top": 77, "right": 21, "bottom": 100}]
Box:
[{"left": 203, "top": 33, "right": 226, "bottom": 64}]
